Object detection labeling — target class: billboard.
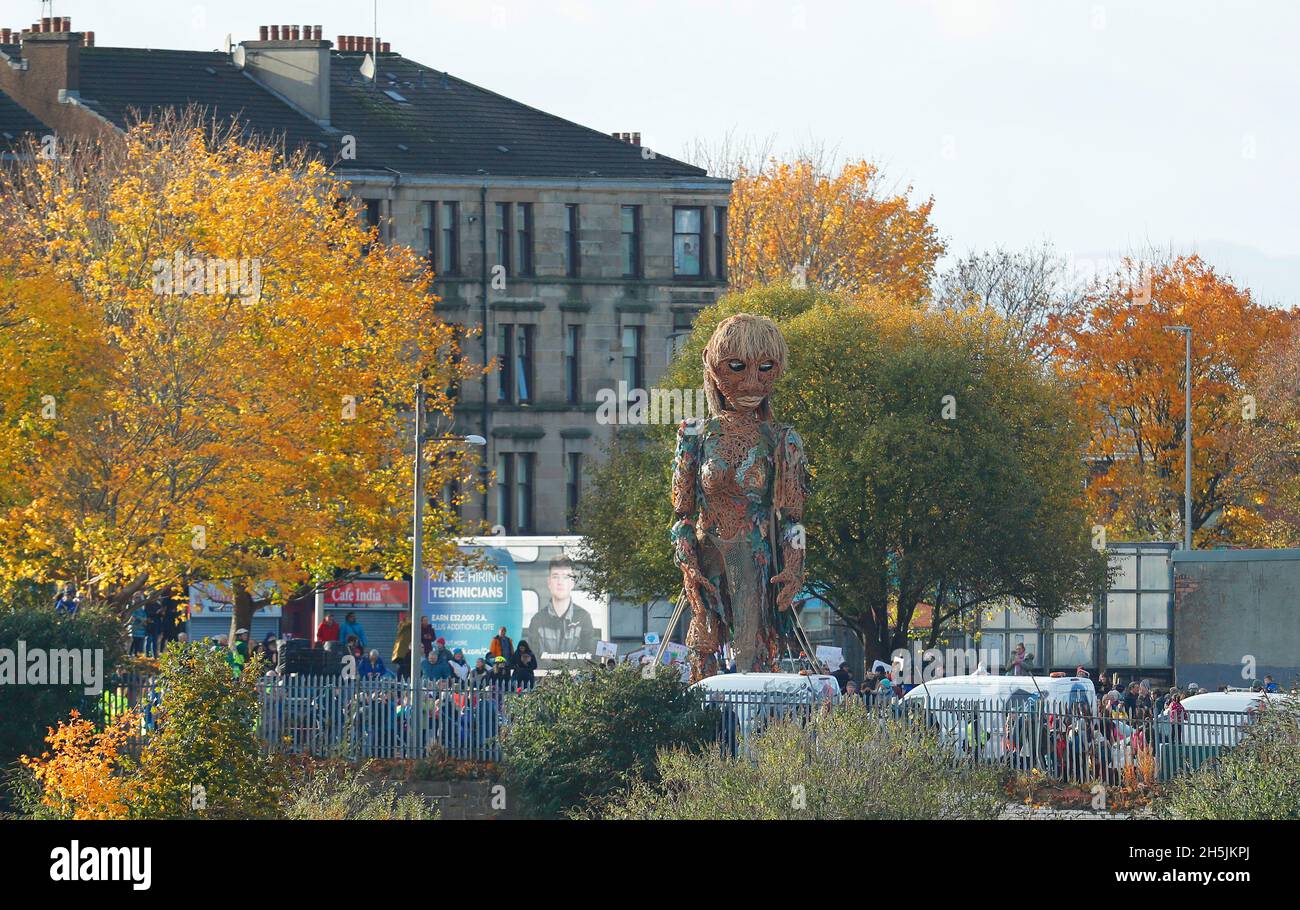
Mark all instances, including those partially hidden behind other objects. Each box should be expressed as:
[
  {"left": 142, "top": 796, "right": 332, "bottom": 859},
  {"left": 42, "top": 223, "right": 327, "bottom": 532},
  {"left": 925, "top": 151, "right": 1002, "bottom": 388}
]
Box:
[
  {"left": 188, "top": 580, "right": 282, "bottom": 618},
  {"left": 426, "top": 537, "right": 609, "bottom": 670}
]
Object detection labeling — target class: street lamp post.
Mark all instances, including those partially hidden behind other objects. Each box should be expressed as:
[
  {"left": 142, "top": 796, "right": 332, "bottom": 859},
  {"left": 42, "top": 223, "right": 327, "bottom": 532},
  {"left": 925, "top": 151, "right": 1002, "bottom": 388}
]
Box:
[
  {"left": 409, "top": 382, "right": 485, "bottom": 758},
  {"left": 1165, "top": 326, "right": 1193, "bottom": 550}
]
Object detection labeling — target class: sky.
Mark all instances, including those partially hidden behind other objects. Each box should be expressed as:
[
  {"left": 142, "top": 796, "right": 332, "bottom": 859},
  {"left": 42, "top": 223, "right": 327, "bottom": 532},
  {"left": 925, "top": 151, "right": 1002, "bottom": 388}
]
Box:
[{"left": 28, "top": 0, "right": 1300, "bottom": 305}]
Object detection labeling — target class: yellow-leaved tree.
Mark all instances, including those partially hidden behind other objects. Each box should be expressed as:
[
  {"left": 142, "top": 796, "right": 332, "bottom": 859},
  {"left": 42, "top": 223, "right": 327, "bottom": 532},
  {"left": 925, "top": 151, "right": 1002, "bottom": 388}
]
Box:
[
  {"left": 724, "top": 154, "right": 944, "bottom": 303},
  {"left": 0, "top": 110, "right": 482, "bottom": 623}
]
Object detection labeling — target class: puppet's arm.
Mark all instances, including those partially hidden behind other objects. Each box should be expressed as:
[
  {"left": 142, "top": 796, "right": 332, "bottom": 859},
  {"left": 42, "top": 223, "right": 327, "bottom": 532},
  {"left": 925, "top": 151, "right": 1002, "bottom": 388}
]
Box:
[
  {"left": 670, "top": 420, "right": 717, "bottom": 613},
  {"left": 771, "top": 428, "right": 810, "bottom": 612}
]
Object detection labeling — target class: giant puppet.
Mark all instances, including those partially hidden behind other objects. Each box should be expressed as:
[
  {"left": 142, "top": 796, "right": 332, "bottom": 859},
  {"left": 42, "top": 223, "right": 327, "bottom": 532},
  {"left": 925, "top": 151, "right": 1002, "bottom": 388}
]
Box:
[{"left": 670, "top": 313, "right": 810, "bottom": 681}]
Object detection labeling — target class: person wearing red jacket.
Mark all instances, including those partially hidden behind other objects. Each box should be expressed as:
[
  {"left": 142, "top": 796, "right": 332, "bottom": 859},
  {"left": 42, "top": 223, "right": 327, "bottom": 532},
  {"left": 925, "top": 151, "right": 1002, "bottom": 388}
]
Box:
[{"left": 316, "top": 613, "right": 340, "bottom": 646}]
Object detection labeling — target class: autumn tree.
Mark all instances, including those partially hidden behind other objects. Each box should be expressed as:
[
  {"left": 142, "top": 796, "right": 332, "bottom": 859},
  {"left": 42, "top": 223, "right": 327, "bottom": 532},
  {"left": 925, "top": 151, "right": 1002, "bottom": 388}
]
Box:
[
  {"left": 577, "top": 285, "right": 1106, "bottom": 668},
  {"left": 0, "top": 111, "right": 481, "bottom": 621},
  {"left": 705, "top": 146, "right": 944, "bottom": 303},
  {"left": 1218, "top": 322, "right": 1300, "bottom": 547},
  {"left": 1045, "top": 254, "right": 1295, "bottom": 546}
]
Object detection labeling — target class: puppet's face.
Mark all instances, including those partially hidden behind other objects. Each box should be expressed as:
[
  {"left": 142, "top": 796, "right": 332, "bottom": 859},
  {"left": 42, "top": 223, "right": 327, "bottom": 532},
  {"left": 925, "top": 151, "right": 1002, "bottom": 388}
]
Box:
[{"left": 708, "top": 352, "right": 780, "bottom": 412}]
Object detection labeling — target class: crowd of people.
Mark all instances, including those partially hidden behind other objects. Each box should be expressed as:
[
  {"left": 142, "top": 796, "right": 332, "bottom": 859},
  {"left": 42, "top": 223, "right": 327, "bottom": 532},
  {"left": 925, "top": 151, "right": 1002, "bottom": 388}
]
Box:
[{"left": 314, "top": 614, "right": 540, "bottom": 690}]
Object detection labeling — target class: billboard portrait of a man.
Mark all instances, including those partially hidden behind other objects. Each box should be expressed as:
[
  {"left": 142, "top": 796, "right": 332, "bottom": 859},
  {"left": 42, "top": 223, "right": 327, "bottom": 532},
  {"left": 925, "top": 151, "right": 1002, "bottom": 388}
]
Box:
[{"left": 526, "top": 556, "right": 595, "bottom": 659}]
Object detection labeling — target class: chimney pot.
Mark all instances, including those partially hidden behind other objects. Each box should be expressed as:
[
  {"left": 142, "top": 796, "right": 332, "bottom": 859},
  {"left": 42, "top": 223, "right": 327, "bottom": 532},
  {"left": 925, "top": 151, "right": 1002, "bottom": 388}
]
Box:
[
  {"left": 84, "top": 31, "right": 94, "bottom": 47},
  {"left": 41, "top": 17, "right": 51, "bottom": 32},
  {"left": 61, "top": 17, "right": 71, "bottom": 32},
  {"left": 259, "top": 25, "right": 269, "bottom": 40},
  {"left": 381, "top": 41, "right": 391, "bottom": 53},
  {"left": 291, "top": 26, "right": 300, "bottom": 40},
  {"left": 1, "top": 29, "right": 10, "bottom": 43},
  {"left": 313, "top": 25, "right": 322, "bottom": 40},
  {"left": 269, "top": 25, "right": 279, "bottom": 40},
  {"left": 281, "top": 24, "right": 291, "bottom": 40},
  {"left": 632, "top": 132, "right": 641, "bottom": 145}
]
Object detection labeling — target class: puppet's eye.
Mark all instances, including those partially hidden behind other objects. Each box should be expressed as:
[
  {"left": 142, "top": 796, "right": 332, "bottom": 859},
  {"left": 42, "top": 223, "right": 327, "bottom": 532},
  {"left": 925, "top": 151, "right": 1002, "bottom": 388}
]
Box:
[
  {"left": 758, "top": 361, "right": 775, "bottom": 372},
  {"left": 727, "top": 360, "right": 745, "bottom": 372}
]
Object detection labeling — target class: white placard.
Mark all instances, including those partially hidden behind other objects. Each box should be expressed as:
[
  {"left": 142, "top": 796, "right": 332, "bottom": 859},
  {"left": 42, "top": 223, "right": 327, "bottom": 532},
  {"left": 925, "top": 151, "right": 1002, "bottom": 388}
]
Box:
[{"left": 816, "top": 645, "right": 844, "bottom": 669}]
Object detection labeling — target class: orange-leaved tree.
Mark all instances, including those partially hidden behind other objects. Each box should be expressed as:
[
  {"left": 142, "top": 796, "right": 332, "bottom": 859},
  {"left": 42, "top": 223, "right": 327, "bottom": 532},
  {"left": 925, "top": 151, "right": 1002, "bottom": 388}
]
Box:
[
  {"left": 1220, "top": 322, "right": 1300, "bottom": 546},
  {"left": 19, "top": 709, "right": 136, "bottom": 820},
  {"left": 1044, "top": 254, "right": 1295, "bottom": 546},
  {"left": 725, "top": 155, "right": 944, "bottom": 303},
  {"left": 0, "top": 110, "right": 482, "bottom": 620}
]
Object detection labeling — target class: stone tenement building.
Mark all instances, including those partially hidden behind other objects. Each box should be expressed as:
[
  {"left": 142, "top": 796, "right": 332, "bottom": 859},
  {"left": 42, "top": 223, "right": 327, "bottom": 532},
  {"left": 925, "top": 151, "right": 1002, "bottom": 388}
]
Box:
[{"left": 0, "top": 18, "right": 731, "bottom": 535}]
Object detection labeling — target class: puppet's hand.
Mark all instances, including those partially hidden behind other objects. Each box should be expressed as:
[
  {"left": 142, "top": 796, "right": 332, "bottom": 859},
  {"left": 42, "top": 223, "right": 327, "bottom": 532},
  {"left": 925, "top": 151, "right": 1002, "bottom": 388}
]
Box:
[
  {"left": 771, "top": 567, "right": 800, "bottom": 612},
  {"left": 682, "top": 565, "right": 718, "bottom": 603}
]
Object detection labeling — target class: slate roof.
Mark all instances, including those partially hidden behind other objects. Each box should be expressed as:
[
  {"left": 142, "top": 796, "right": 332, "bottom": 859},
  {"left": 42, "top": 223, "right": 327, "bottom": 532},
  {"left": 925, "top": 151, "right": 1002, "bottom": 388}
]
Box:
[
  {"left": 61, "top": 45, "right": 706, "bottom": 180},
  {"left": 75, "top": 47, "right": 336, "bottom": 159}
]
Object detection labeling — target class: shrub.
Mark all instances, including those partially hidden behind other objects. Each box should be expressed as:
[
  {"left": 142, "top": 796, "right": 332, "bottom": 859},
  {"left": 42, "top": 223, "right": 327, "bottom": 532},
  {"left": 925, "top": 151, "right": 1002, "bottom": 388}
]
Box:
[
  {"left": 0, "top": 600, "right": 126, "bottom": 769},
  {"left": 132, "top": 642, "right": 286, "bottom": 818},
  {"left": 592, "top": 699, "right": 1005, "bottom": 820},
  {"left": 1159, "top": 697, "right": 1300, "bottom": 820},
  {"left": 283, "top": 762, "right": 435, "bottom": 820},
  {"left": 17, "top": 709, "right": 136, "bottom": 819},
  {"left": 500, "top": 665, "right": 715, "bottom": 818}
]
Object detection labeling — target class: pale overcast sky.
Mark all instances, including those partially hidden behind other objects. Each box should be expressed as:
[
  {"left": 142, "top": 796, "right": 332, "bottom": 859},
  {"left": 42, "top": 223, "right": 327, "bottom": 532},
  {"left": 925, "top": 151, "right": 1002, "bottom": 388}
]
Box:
[{"left": 33, "top": 0, "right": 1300, "bottom": 305}]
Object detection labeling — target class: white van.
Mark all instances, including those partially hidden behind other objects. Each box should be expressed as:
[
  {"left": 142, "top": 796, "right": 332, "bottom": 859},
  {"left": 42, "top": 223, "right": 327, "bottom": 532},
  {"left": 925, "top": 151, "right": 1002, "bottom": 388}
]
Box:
[
  {"left": 901, "top": 674, "right": 1097, "bottom": 713},
  {"left": 692, "top": 672, "right": 841, "bottom": 754},
  {"left": 1159, "top": 691, "right": 1292, "bottom": 747},
  {"left": 899, "top": 674, "right": 1098, "bottom": 760}
]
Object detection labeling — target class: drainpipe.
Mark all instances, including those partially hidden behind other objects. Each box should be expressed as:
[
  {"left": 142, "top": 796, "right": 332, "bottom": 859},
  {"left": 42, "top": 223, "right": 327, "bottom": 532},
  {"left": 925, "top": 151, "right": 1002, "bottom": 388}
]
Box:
[
  {"left": 381, "top": 166, "right": 401, "bottom": 243},
  {"left": 480, "top": 180, "right": 490, "bottom": 520}
]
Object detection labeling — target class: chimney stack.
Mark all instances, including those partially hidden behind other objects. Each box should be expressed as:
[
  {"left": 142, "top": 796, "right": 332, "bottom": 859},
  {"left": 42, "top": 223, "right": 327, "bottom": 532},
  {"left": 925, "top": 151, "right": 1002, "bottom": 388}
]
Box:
[{"left": 242, "top": 25, "right": 332, "bottom": 124}]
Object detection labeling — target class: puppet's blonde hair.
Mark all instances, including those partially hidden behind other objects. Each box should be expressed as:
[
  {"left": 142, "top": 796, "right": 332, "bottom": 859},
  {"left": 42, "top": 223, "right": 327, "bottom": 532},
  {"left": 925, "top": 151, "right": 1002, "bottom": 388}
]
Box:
[{"left": 702, "top": 313, "right": 788, "bottom": 418}]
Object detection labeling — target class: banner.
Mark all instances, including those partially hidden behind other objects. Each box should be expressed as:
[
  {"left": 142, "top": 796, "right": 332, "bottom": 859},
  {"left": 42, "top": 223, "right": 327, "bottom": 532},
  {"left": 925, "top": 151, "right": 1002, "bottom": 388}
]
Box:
[
  {"left": 426, "top": 539, "right": 608, "bottom": 670},
  {"left": 322, "top": 579, "right": 408, "bottom": 611}
]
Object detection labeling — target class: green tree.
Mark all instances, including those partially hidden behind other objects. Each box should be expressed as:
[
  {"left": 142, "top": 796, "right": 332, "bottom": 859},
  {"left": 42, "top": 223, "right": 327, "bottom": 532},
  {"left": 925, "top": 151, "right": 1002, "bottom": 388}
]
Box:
[
  {"left": 0, "top": 594, "right": 126, "bottom": 770},
  {"left": 499, "top": 665, "right": 715, "bottom": 819},
  {"left": 576, "top": 285, "right": 1108, "bottom": 670},
  {"left": 133, "top": 642, "right": 285, "bottom": 818}
]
